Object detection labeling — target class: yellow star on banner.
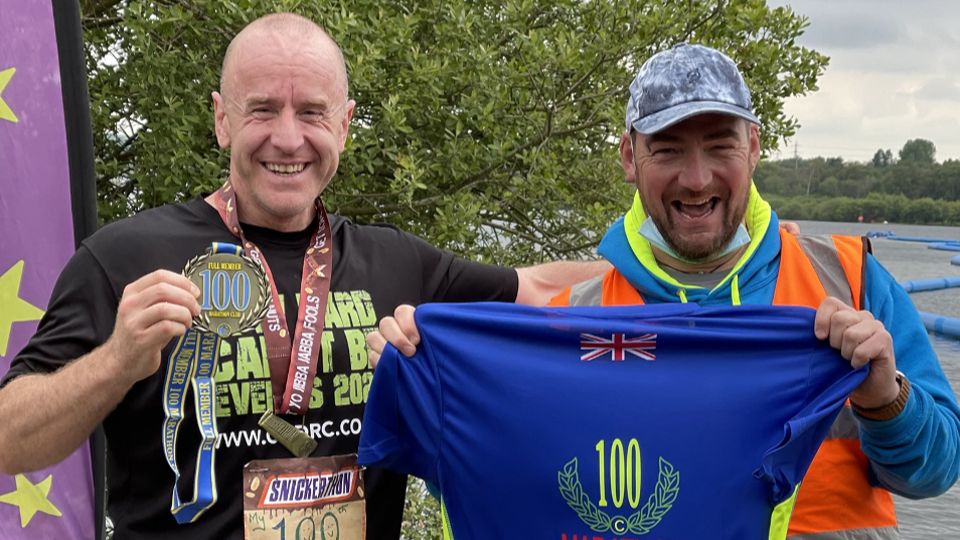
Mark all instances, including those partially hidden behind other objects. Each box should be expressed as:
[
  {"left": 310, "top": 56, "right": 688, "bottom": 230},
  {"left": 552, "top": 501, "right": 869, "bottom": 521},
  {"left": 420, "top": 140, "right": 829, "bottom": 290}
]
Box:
[
  {"left": 0, "top": 67, "right": 18, "bottom": 123},
  {"left": 0, "top": 260, "right": 45, "bottom": 357},
  {"left": 0, "top": 474, "right": 62, "bottom": 528}
]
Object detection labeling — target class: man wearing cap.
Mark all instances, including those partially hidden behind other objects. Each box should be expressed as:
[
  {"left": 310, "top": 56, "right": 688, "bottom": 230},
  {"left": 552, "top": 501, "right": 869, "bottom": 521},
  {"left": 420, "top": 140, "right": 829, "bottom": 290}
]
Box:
[{"left": 371, "top": 43, "right": 960, "bottom": 538}]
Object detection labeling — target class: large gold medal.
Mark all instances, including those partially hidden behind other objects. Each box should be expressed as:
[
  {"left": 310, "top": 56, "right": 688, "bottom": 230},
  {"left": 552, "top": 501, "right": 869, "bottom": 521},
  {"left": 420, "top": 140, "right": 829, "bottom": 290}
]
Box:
[{"left": 183, "top": 245, "right": 270, "bottom": 338}]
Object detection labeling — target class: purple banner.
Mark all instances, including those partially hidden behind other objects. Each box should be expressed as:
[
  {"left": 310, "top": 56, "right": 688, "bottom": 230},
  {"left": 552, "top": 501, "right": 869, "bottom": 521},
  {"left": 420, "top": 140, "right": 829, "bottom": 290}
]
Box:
[{"left": 0, "top": 0, "right": 95, "bottom": 538}]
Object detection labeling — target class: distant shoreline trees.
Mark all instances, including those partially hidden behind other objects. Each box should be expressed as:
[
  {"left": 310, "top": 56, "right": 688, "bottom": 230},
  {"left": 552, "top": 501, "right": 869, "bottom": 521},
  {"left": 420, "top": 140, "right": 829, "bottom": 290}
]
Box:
[
  {"left": 757, "top": 138, "right": 960, "bottom": 225},
  {"left": 767, "top": 193, "right": 960, "bottom": 226}
]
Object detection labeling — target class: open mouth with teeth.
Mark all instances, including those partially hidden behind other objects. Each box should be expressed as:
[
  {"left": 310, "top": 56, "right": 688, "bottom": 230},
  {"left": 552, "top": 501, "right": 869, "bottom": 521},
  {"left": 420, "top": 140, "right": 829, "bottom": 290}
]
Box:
[
  {"left": 672, "top": 197, "right": 720, "bottom": 219},
  {"left": 263, "top": 162, "right": 308, "bottom": 175}
]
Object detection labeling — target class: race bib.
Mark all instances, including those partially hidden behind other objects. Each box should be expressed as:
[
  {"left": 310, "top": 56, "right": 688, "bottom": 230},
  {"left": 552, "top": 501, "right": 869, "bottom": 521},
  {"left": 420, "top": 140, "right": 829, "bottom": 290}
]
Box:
[{"left": 243, "top": 455, "right": 365, "bottom": 539}]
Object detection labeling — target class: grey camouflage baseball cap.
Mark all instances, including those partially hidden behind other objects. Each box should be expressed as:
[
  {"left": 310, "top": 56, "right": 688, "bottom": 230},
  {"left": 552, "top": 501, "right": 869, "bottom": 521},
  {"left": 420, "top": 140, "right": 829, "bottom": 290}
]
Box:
[{"left": 625, "top": 43, "right": 759, "bottom": 135}]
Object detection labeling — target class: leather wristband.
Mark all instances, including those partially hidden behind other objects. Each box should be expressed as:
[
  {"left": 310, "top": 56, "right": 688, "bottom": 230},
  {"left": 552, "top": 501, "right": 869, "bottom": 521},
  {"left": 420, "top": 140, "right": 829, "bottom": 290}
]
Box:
[{"left": 853, "top": 371, "right": 911, "bottom": 421}]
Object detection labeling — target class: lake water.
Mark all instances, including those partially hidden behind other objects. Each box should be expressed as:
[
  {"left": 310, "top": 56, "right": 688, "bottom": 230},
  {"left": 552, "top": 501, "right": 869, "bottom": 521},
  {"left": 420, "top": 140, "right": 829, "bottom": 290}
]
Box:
[{"left": 796, "top": 220, "right": 960, "bottom": 538}]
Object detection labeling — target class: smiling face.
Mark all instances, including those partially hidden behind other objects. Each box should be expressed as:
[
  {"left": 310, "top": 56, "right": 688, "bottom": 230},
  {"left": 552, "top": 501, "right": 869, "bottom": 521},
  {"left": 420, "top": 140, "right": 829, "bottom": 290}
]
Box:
[
  {"left": 620, "top": 113, "right": 760, "bottom": 261},
  {"left": 213, "top": 24, "right": 354, "bottom": 231}
]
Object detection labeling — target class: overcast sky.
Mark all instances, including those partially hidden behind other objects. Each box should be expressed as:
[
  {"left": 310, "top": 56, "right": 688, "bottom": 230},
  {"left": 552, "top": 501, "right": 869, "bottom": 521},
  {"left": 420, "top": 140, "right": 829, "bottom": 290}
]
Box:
[{"left": 767, "top": 1, "right": 960, "bottom": 163}]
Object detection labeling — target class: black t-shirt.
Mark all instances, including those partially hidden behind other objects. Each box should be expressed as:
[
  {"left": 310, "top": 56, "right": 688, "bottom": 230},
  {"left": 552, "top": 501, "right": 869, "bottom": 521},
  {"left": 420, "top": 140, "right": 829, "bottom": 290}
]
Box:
[{"left": 2, "top": 198, "right": 517, "bottom": 539}]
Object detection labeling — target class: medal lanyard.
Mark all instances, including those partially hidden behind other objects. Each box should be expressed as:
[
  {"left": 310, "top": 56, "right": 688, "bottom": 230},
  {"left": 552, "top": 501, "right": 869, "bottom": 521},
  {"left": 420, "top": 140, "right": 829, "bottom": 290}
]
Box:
[
  {"left": 207, "top": 183, "right": 332, "bottom": 415},
  {"left": 162, "top": 328, "right": 221, "bottom": 524}
]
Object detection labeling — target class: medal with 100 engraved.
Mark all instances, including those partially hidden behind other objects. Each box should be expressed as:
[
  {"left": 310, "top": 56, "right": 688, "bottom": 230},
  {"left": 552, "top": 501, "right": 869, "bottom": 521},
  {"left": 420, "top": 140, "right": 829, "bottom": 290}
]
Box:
[
  {"left": 183, "top": 245, "right": 270, "bottom": 338},
  {"left": 183, "top": 244, "right": 318, "bottom": 457},
  {"left": 164, "top": 243, "right": 272, "bottom": 524}
]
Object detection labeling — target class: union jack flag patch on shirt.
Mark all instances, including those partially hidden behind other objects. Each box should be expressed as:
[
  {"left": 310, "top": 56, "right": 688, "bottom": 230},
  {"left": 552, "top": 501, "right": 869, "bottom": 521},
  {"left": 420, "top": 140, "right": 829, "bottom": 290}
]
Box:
[{"left": 579, "top": 333, "right": 657, "bottom": 362}]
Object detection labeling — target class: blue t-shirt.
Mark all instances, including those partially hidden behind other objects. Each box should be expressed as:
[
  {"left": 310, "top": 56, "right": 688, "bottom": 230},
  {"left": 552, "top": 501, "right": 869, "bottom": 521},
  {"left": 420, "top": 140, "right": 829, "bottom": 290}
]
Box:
[{"left": 359, "top": 303, "right": 867, "bottom": 539}]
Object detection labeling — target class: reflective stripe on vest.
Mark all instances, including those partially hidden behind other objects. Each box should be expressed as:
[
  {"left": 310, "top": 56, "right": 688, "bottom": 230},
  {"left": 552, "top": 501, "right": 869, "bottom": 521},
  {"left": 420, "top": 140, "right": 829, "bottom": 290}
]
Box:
[
  {"left": 550, "top": 231, "right": 898, "bottom": 539},
  {"left": 772, "top": 233, "right": 866, "bottom": 311},
  {"left": 789, "top": 526, "right": 901, "bottom": 540},
  {"left": 549, "top": 268, "right": 645, "bottom": 307}
]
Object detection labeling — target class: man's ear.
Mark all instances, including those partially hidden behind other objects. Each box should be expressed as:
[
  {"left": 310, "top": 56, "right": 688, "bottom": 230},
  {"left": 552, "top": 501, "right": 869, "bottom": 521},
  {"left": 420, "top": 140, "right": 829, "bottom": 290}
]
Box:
[
  {"left": 212, "top": 91, "right": 230, "bottom": 149},
  {"left": 338, "top": 99, "right": 356, "bottom": 151},
  {"left": 748, "top": 123, "right": 761, "bottom": 172},
  {"left": 620, "top": 131, "right": 638, "bottom": 184}
]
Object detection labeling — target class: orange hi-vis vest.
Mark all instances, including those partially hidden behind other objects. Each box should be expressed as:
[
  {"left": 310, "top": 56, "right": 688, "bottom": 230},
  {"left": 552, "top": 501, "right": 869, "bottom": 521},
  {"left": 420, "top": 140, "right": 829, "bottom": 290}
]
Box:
[{"left": 549, "top": 231, "right": 899, "bottom": 540}]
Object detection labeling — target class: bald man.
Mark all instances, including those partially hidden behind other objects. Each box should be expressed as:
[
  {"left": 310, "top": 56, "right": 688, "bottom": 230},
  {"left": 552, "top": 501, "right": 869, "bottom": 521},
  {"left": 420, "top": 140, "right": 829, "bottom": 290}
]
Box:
[{"left": 0, "top": 13, "right": 605, "bottom": 539}]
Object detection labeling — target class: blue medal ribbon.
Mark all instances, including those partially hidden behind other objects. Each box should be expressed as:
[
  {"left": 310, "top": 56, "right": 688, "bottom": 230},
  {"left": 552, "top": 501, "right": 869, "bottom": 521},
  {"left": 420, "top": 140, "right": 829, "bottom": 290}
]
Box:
[
  {"left": 162, "top": 242, "right": 234, "bottom": 524},
  {"left": 211, "top": 241, "right": 242, "bottom": 256}
]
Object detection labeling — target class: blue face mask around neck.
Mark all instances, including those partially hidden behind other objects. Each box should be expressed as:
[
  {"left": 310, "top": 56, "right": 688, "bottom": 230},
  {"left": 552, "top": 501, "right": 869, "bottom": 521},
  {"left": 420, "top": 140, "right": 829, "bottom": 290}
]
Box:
[{"left": 638, "top": 217, "right": 751, "bottom": 265}]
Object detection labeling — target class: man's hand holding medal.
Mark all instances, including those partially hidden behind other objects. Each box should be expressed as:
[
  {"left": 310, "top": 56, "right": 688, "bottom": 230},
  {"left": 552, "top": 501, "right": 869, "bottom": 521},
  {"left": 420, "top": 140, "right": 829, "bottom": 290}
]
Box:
[{"left": 103, "top": 269, "right": 201, "bottom": 385}]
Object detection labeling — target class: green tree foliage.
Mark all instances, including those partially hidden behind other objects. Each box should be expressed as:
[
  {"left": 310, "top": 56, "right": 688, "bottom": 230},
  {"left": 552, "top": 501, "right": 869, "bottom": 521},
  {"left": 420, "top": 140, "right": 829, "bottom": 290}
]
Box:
[
  {"left": 81, "top": 0, "right": 827, "bottom": 266},
  {"left": 871, "top": 148, "right": 893, "bottom": 168},
  {"left": 899, "top": 138, "right": 937, "bottom": 165},
  {"left": 402, "top": 479, "right": 441, "bottom": 539}
]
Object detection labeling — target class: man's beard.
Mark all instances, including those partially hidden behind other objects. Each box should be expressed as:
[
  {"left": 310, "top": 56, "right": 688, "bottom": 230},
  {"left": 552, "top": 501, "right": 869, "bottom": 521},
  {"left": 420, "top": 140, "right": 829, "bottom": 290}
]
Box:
[{"left": 655, "top": 190, "right": 749, "bottom": 262}]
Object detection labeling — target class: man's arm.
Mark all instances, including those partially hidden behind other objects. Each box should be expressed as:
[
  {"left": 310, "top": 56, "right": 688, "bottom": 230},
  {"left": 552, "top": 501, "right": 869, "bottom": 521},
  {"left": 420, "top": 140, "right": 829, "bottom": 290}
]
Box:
[
  {"left": 515, "top": 260, "right": 610, "bottom": 306},
  {"left": 0, "top": 348, "right": 135, "bottom": 473},
  {"left": 815, "top": 258, "right": 960, "bottom": 498},
  {"left": 0, "top": 270, "right": 199, "bottom": 474},
  {"left": 858, "top": 259, "right": 960, "bottom": 497}
]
